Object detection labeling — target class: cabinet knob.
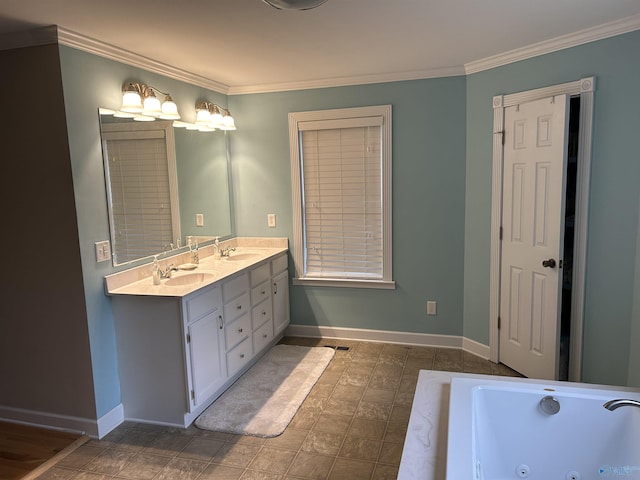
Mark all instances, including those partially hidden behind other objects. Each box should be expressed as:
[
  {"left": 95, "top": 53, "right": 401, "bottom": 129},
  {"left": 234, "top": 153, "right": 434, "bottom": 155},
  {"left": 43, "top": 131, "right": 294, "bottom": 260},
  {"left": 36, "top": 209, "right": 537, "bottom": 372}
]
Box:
[
  {"left": 240, "top": 353, "right": 245, "bottom": 358},
  {"left": 238, "top": 328, "right": 243, "bottom": 333},
  {"left": 261, "top": 290, "right": 266, "bottom": 295},
  {"left": 262, "top": 310, "right": 267, "bottom": 316},
  {"left": 263, "top": 334, "right": 268, "bottom": 338},
  {"left": 237, "top": 305, "right": 242, "bottom": 310}
]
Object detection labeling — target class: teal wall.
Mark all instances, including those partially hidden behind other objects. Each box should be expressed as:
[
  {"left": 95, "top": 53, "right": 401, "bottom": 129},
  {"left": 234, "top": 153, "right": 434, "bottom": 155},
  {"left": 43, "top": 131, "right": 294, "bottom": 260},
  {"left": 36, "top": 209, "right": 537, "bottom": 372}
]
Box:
[
  {"left": 229, "top": 79, "right": 467, "bottom": 336},
  {"left": 629, "top": 200, "right": 640, "bottom": 388},
  {"left": 463, "top": 30, "right": 640, "bottom": 385}
]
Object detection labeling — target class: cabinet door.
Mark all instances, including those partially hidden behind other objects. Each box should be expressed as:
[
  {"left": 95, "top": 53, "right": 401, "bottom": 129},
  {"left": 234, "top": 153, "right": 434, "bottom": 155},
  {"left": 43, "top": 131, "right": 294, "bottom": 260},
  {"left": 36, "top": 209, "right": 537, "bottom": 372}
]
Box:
[
  {"left": 188, "top": 311, "right": 226, "bottom": 408},
  {"left": 272, "top": 270, "right": 290, "bottom": 336}
]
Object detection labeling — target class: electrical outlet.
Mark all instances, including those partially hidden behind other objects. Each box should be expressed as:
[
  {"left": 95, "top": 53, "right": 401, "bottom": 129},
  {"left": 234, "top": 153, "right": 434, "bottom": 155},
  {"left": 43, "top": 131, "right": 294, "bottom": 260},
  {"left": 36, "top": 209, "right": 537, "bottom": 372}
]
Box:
[
  {"left": 426, "top": 301, "right": 437, "bottom": 316},
  {"left": 268, "top": 213, "right": 276, "bottom": 228},
  {"left": 195, "top": 213, "right": 204, "bottom": 227},
  {"left": 95, "top": 240, "right": 111, "bottom": 263}
]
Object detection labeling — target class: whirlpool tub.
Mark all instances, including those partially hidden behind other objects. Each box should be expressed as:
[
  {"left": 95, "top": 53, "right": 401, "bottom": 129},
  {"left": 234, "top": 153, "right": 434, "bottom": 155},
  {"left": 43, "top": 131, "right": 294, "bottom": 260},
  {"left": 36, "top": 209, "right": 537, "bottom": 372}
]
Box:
[{"left": 446, "top": 377, "right": 640, "bottom": 480}]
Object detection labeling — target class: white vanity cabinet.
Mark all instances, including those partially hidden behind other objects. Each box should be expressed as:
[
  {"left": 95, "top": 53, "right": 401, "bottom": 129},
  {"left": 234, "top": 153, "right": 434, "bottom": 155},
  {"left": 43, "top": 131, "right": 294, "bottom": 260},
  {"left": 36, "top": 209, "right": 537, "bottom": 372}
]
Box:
[
  {"left": 112, "top": 283, "right": 226, "bottom": 427},
  {"left": 222, "top": 273, "right": 252, "bottom": 377},
  {"left": 108, "top": 245, "right": 291, "bottom": 428},
  {"left": 250, "top": 263, "right": 274, "bottom": 353},
  {"left": 271, "top": 253, "right": 290, "bottom": 336}
]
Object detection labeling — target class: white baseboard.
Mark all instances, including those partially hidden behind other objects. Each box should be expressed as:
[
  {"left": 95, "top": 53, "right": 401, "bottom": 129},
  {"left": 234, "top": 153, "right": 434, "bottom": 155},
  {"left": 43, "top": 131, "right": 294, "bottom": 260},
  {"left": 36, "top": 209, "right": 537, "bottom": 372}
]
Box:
[
  {"left": 462, "top": 336, "right": 491, "bottom": 360},
  {"left": 0, "top": 403, "right": 124, "bottom": 439},
  {"left": 285, "top": 324, "right": 490, "bottom": 358},
  {"left": 96, "top": 403, "right": 124, "bottom": 439}
]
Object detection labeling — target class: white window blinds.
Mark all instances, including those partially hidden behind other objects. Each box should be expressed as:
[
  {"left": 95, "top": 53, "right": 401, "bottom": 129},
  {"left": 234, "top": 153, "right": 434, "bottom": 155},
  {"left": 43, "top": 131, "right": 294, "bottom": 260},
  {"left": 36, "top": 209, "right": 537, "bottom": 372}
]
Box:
[
  {"left": 102, "top": 126, "right": 178, "bottom": 264},
  {"left": 289, "top": 105, "right": 393, "bottom": 288},
  {"left": 300, "top": 122, "right": 383, "bottom": 279}
]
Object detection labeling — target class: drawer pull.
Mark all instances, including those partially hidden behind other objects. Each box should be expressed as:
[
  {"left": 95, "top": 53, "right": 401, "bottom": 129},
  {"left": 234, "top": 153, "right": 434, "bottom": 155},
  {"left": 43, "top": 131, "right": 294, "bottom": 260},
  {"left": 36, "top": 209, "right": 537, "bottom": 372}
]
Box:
[{"left": 218, "top": 315, "right": 223, "bottom": 329}]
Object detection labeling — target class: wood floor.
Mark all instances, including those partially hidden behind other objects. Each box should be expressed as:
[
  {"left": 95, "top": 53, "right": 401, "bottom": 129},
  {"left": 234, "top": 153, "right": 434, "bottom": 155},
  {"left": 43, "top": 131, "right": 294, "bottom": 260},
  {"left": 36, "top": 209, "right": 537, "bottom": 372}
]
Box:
[{"left": 0, "top": 421, "right": 87, "bottom": 480}]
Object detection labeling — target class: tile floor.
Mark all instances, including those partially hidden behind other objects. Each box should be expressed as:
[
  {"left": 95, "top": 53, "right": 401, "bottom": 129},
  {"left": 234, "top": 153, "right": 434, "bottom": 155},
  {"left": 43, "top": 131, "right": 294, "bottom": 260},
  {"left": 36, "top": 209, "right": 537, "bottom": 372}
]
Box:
[{"left": 37, "top": 337, "right": 521, "bottom": 480}]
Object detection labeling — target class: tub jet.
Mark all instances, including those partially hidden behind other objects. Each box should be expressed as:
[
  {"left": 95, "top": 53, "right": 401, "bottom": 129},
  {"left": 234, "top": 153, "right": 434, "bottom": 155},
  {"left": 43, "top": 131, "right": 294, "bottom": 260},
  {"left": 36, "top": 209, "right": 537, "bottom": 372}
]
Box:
[{"left": 539, "top": 395, "right": 561, "bottom": 415}]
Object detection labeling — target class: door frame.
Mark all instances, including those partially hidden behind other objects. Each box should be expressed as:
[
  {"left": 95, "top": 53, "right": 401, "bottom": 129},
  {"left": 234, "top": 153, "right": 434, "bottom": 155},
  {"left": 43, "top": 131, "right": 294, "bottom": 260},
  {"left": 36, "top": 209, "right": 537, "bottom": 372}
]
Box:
[{"left": 489, "top": 77, "right": 595, "bottom": 381}]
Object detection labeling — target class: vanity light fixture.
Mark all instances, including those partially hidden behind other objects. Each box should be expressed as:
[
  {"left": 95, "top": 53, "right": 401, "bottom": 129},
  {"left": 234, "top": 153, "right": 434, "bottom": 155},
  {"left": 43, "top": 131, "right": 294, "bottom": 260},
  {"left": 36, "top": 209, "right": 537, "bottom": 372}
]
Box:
[
  {"left": 194, "top": 101, "right": 236, "bottom": 131},
  {"left": 119, "top": 82, "right": 181, "bottom": 121}
]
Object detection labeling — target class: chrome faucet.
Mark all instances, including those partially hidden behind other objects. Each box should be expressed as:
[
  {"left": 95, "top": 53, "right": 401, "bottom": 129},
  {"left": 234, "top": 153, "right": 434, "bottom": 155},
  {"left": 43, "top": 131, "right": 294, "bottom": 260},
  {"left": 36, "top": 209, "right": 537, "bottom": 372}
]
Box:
[
  {"left": 603, "top": 399, "right": 640, "bottom": 411},
  {"left": 221, "top": 246, "right": 236, "bottom": 257},
  {"left": 159, "top": 264, "right": 178, "bottom": 279}
]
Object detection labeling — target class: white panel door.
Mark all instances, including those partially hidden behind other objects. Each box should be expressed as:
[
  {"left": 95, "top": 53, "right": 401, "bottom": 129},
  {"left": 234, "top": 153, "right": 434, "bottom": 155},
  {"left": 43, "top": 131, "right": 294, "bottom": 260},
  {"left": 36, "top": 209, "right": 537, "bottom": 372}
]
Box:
[
  {"left": 188, "top": 311, "right": 226, "bottom": 408},
  {"left": 499, "top": 94, "right": 570, "bottom": 380}
]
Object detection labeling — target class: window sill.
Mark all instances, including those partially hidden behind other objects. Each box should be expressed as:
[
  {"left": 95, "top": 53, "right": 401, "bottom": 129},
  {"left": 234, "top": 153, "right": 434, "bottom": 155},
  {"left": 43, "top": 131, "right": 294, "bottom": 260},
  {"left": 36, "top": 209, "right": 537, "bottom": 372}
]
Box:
[{"left": 292, "top": 278, "right": 396, "bottom": 290}]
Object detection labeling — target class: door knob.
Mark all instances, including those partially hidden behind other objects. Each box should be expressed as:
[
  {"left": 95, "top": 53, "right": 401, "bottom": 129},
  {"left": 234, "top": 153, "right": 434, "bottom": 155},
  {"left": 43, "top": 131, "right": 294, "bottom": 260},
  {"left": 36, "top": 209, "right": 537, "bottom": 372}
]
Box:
[{"left": 542, "top": 258, "right": 557, "bottom": 268}]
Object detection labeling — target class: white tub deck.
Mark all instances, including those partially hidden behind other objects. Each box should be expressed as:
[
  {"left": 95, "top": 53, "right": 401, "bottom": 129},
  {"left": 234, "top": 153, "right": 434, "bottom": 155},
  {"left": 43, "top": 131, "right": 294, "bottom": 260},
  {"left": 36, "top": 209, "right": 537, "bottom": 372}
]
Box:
[{"left": 398, "top": 371, "right": 640, "bottom": 480}]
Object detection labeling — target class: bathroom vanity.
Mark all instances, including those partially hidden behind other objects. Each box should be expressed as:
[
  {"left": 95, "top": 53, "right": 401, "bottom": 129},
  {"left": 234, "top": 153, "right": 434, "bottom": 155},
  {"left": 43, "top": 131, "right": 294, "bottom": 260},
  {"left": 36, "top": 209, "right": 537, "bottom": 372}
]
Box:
[{"left": 105, "top": 238, "right": 289, "bottom": 427}]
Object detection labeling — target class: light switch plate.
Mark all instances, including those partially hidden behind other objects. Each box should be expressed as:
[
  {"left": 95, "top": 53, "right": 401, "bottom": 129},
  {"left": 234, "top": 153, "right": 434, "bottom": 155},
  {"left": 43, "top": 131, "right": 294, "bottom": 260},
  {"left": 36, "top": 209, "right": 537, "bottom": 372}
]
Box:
[
  {"left": 426, "top": 301, "right": 437, "bottom": 316},
  {"left": 95, "top": 240, "right": 111, "bottom": 263},
  {"left": 268, "top": 213, "right": 276, "bottom": 228},
  {"left": 195, "top": 213, "right": 204, "bottom": 227}
]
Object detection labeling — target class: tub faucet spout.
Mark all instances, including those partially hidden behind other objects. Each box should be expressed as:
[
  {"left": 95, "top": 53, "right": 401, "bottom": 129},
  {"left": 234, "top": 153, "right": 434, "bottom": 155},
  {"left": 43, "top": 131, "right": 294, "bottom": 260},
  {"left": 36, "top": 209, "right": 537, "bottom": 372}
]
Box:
[{"left": 603, "top": 399, "right": 640, "bottom": 411}]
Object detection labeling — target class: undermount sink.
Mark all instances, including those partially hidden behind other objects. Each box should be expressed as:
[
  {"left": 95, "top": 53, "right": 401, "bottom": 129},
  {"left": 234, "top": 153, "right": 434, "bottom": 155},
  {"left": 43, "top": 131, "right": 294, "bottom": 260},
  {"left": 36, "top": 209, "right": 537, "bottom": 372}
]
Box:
[
  {"left": 164, "top": 272, "right": 214, "bottom": 286},
  {"left": 224, "top": 252, "right": 260, "bottom": 262}
]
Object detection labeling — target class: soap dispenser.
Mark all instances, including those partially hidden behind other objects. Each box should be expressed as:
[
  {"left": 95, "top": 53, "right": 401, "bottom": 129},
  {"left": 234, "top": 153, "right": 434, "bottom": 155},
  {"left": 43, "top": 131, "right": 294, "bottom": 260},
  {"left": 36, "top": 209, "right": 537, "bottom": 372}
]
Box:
[
  {"left": 192, "top": 240, "right": 199, "bottom": 265},
  {"left": 152, "top": 256, "right": 161, "bottom": 285},
  {"left": 213, "top": 236, "right": 221, "bottom": 260}
]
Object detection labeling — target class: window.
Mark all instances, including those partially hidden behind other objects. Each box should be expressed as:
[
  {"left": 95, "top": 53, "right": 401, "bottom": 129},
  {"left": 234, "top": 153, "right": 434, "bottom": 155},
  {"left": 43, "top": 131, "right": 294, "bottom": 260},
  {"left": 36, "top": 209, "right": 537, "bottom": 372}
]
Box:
[{"left": 289, "top": 105, "right": 394, "bottom": 289}]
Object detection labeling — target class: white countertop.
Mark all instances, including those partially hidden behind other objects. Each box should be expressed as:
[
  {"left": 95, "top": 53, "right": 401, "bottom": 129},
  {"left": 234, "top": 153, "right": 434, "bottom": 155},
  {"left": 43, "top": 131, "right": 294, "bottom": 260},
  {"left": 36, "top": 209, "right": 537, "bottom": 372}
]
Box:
[{"left": 104, "top": 237, "right": 288, "bottom": 297}]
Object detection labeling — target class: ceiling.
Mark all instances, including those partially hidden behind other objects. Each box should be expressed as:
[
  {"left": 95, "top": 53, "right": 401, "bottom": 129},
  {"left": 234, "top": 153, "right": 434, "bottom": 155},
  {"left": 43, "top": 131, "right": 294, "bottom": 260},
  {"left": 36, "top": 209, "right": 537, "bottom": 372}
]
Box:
[{"left": 1, "top": 0, "right": 640, "bottom": 93}]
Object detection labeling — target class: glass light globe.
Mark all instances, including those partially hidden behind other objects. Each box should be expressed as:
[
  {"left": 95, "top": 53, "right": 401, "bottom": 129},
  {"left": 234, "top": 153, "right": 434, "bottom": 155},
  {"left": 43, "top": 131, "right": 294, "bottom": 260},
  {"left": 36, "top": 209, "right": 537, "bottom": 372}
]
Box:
[
  {"left": 121, "top": 90, "right": 143, "bottom": 113},
  {"left": 195, "top": 108, "right": 212, "bottom": 125},
  {"left": 142, "top": 95, "right": 162, "bottom": 117},
  {"left": 160, "top": 97, "right": 181, "bottom": 120}
]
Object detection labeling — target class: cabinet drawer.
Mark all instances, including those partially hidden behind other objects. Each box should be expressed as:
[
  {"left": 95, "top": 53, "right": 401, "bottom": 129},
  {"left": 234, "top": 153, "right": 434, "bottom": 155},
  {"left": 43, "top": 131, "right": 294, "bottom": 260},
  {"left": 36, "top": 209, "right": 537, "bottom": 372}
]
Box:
[
  {"left": 186, "top": 285, "right": 222, "bottom": 323},
  {"left": 224, "top": 292, "right": 250, "bottom": 323},
  {"left": 253, "top": 318, "right": 274, "bottom": 354},
  {"left": 271, "top": 254, "right": 288, "bottom": 276},
  {"left": 252, "top": 296, "right": 272, "bottom": 330},
  {"left": 250, "top": 263, "right": 270, "bottom": 287},
  {"left": 222, "top": 273, "right": 249, "bottom": 302},
  {"left": 227, "top": 338, "right": 252, "bottom": 377},
  {"left": 225, "top": 313, "right": 251, "bottom": 350},
  {"left": 251, "top": 280, "right": 270, "bottom": 307}
]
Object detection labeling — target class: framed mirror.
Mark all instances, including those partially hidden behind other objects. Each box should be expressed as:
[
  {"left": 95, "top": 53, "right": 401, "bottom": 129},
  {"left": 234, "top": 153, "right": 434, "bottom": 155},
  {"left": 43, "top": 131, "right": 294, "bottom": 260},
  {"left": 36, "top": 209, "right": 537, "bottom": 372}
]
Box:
[{"left": 99, "top": 112, "right": 233, "bottom": 266}]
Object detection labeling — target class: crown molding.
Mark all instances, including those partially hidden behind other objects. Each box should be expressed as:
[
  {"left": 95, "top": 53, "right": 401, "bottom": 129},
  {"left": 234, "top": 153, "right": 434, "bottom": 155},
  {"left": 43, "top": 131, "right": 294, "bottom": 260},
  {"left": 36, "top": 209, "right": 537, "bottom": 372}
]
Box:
[
  {"left": 465, "top": 13, "right": 640, "bottom": 75},
  {"left": 4, "top": 15, "right": 637, "bottom": 94},
  {"left": 227, "top": 65, "right": 465, "bottom": 95},
  {"left": 56, "top": 27, "right": 230, "bottom": 95}
]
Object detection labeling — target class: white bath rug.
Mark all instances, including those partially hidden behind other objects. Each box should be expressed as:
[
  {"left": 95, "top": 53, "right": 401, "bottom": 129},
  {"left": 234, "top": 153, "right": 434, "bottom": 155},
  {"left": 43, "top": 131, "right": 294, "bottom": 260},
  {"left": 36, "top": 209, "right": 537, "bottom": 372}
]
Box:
[{"left": 195, "top": 344, "right": 335, "bottom": 437}]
